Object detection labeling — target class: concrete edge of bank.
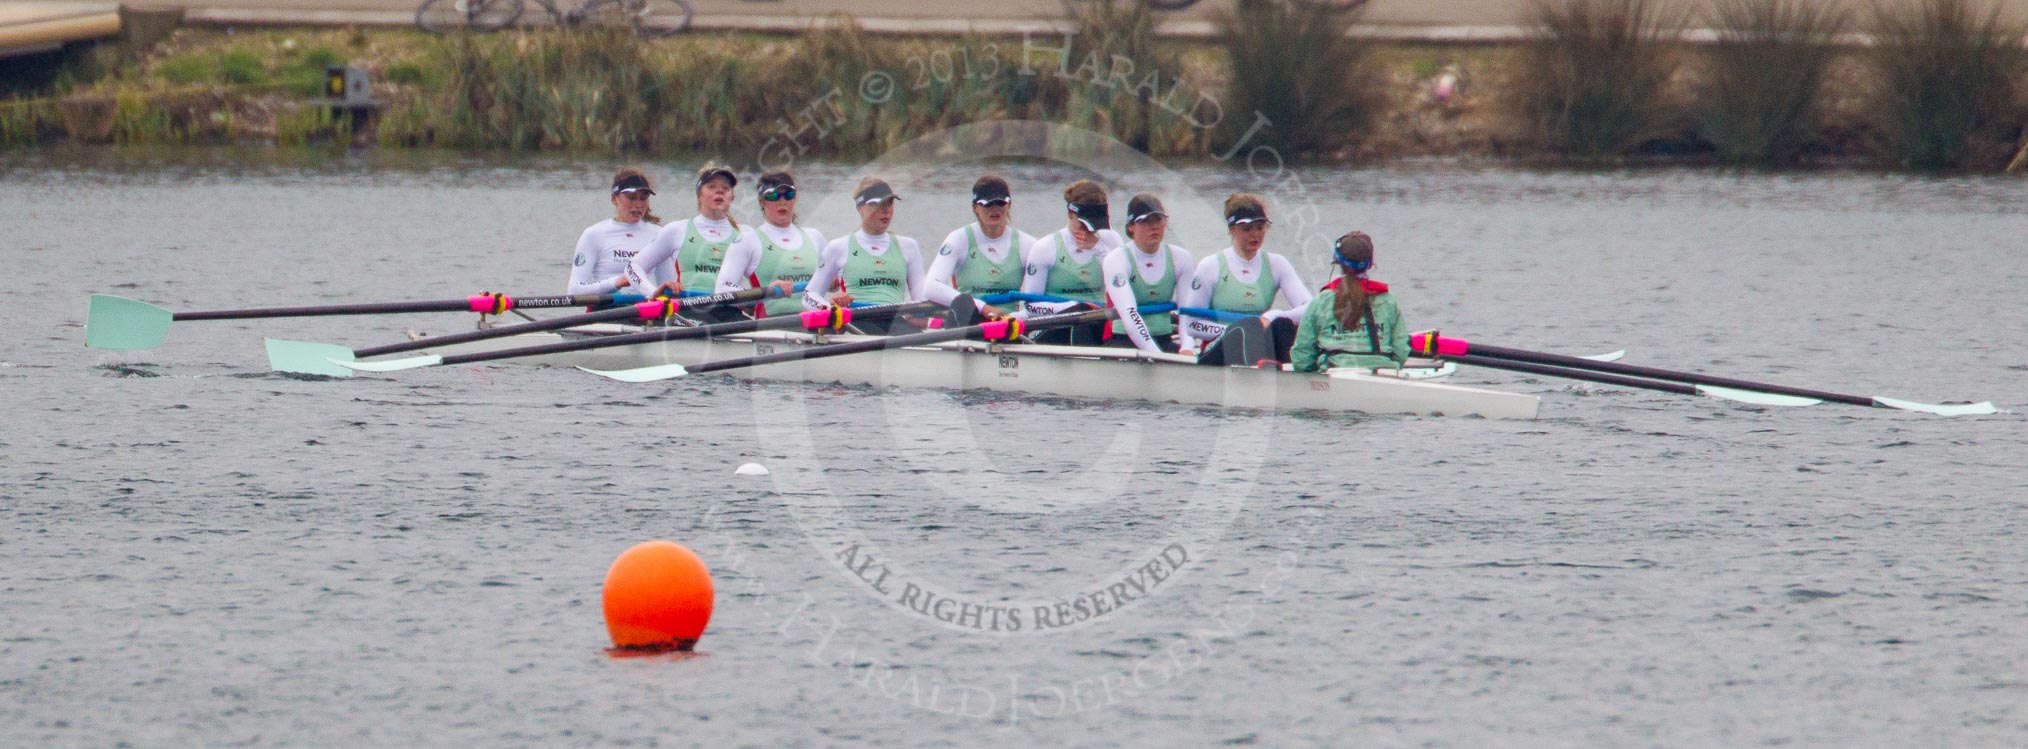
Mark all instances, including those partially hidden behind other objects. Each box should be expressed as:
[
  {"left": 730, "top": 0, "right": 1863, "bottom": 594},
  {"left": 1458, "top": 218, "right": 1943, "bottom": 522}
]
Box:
[{"left": 174, "top": 6, "right": 1543, "bottom": 43}]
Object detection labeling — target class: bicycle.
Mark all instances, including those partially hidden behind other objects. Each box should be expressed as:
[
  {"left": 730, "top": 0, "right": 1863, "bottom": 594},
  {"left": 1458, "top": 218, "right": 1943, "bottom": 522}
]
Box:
[
  {"left": 415, "top": 0, "right": 521, "bottom": 32},
  {"left": 1147, "top": 0, "right": 1366, "bottom": 10},
  {"left": 416, "top": 0, "right": 692, "bottom": 36},
  {"left": 533, "top": 0, "right": 693, "bottom": 36}
]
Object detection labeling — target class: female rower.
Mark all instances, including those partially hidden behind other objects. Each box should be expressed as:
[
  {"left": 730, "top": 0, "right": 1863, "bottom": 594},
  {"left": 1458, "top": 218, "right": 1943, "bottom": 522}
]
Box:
[
  {"left": 1018, "top": 180, "right": 1137, "bottom": 346},
  {"left": 626, "top": 162, "right": 762, "bottom": 321},
  {"left": 802, "top": 177, "right": 929, "bottom": 334},
  {"left": 1291, "top": 231, "right": 1408, "bottom": 372},
  {"left": 1177, "top": 193, "right": 1315, "bottom": 365},
  {"left": 566, "top": 167, "right": 665, "bottom": 298},
  {"left": 715, "top": 170, "right": 825, "bottom": 317},
  {"left": 1099, "top": 193, "right": 1195, "bottom": 353},
  {"left": 924, "top": 174, "right": 1034, "bottom": 318}
]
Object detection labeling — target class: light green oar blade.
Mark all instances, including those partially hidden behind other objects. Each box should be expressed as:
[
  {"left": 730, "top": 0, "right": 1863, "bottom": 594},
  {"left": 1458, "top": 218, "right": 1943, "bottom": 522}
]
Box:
[
  {"left": 1695, "top": 385, "right": 1821, "bottom": 407},
  {"left": 1871, "top": 396, "right": 1997, "bottom": 416},
  {"left": 265, "top": 339, "right": 356, "bottom": 377},
  {"left": 577, "top": 363, "right": 689, "bottom": 383},
  {"left": 85, "top": 295, "right": 174, "bottom": 350},
  {"left": 335, "top": 355, "right": 443, "bottom": 373}
]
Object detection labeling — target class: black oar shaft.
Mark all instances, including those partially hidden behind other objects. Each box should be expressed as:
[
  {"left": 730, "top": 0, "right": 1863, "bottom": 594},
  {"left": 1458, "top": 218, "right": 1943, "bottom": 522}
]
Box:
[
  {"left": 354, "top": 288, "right": 768, "bottom": 359},
  {"left": 436, "top": 302, "right": 940, "bottom": 367},
  {"left": 1462, "top": 343, "right": 1873, "bottom": 407},
  {"left": 172, "top": 293, "right": 611, "bottom": 321},
  {"left": 688, "top": 308, "right": 1112, "bottom": 375},
  {"left": 1449, "top": 353, "right": 1700, "bottom": 395}
]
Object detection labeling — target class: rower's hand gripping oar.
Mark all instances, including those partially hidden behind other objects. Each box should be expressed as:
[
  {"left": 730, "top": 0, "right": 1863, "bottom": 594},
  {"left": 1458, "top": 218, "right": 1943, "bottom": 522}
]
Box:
[
  {"left": 265, "top": 286, "right": 783, "bottom": 377},
  {"left": 329, "top": 299, "right": 952, "bottom": 374},
  {"left": 1415, "top": 332, "right": 1995, "bottom": 416},
  {"left": 580, "top": 301, "right": 1104, "bottom": 383},
  {"left": 85, "top": 291, "right": 646, "bottom": 351}
]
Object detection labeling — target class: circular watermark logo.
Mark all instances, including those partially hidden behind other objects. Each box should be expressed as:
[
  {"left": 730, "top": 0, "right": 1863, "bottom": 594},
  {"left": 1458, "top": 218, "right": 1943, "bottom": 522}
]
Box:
[
  {"left": 748, "top": 119, "right": 1269, "bottom": 641},
  {"left": 642, "top": 28, "right": 1348, "bottom": 720}
]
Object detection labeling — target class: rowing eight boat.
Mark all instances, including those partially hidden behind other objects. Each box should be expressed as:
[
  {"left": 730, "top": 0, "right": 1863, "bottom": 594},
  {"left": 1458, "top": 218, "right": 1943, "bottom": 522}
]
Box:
[{"left": 324, "top": 323, "right": 1543, "bottom": 419}]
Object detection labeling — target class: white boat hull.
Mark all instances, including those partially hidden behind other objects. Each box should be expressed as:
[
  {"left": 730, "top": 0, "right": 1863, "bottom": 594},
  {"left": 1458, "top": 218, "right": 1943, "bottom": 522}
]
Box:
[{"left": 402, "top": 326, "right": 1540, "bottom": 419}]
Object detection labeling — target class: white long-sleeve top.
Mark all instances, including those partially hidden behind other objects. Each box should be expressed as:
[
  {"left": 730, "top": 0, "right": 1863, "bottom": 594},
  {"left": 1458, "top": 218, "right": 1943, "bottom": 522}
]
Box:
[
  {"left": 1103, "top": 242, "right": 1192, "bottom": 353},
  {"left": 714, "top": 221, "right": 828, "bottom": 293},
  {"left": 566, "top": 219, "right": 662, "bottom": 294},
  {"left": 802, "top": 230, "right": 930, "bottom": 309},
  {"left": 622, "top": 214, "right": 760, "bottom": 293},
  {"left": 1018, "top": 228, "right": 1123, "bottom": 314},
  {"left": 924, "top": 222, "right": 1037, "bottom": 310},
  {"left": 1176, "top": 247, "right": 1315, "bottom": 343}
]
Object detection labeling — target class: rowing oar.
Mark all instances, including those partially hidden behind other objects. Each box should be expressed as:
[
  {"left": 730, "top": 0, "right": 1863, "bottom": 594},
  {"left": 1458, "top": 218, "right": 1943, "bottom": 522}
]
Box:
[
  {"left": 84, "top": 291, "right": 647, "bottom": 351},
  {"left": 326, "top": 299, "right": 954, "bottom": 374},
  {"left": 580, "top": 305, "right": 1113, "bottom": 383},
  {"left": 265, "top": 286, "right": 784, "bottom": 377},
  {"left": 1413, "top": 333, "right": 1995, "bottom": 416}
]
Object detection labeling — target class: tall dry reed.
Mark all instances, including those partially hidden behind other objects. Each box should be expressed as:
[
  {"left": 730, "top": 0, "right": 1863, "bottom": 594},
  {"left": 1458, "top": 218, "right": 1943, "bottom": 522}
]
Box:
[
  {"left": 1867, "top": 0, "right": 2026, "bottom": 169},
  {"left": 1211, "top": 0, "right": 1379, "bottom": 159},
  {"left": 1699, "top": 0, "right": 1849, "bottom": 165},
  {"left": 1524, "top": 0, "right": 1684, "bottom": 158}
]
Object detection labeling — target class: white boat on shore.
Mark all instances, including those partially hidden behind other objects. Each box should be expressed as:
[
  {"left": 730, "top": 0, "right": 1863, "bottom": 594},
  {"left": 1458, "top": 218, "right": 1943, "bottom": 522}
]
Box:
[{"left": 363, "top": 323, "right": 1543, "bottom": 419}]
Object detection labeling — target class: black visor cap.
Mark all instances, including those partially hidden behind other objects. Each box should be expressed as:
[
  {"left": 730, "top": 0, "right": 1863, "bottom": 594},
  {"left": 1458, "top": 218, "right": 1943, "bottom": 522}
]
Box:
[
  {"left": 972, "top": 177, "right": 1012, "bottom": 205},
  {"left": 1126, "top": 193, "right": 1166, "bottom": 224},
  {"left": 695, "top": 166, "right": 736, "bottom": 190},
  {"left": 1225, "top": 203, "right": 1268, "bottom": 226},
  {"left": 854, "top": 180, "right": 900, "bottom": 205},
  {"left": 1069, "top": 201, "right": 1110, "bottom": 231},
  {"left": 612, "top": 174, "right": 655, "bottom": 195}
]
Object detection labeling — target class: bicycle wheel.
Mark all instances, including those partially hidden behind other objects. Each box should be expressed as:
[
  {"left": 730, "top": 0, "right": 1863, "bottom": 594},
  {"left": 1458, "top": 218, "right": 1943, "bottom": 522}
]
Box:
[
  {"left": 598, "top": 0, "right": 692, "bottom": 37},
  {"left": 416, "top": 0, "right": 525, "bottom": 33},
  {"left": 1145, "top": 0, "right": 1198, "bottom": 10},
  {"left": 468, "top": 0, "right": 525, "bottom": 30}
]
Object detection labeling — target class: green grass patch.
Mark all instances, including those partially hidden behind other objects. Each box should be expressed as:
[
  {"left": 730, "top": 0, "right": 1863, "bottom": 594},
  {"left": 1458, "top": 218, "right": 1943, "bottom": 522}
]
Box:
[
  {"left": 217, "top": 49, "right": 267, "bottom": 86},
  {"left": 157, "top": 54, "right": 213, "bottom": 85},
  {"left": 385, "top": 60, "right": 429, "bottom": 86}
]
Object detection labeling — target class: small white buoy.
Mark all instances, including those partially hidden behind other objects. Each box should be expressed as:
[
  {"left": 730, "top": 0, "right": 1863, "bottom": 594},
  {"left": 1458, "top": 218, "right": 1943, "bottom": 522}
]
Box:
[{"left": 734, "top": 462, "right": 769, "bottom": 476}]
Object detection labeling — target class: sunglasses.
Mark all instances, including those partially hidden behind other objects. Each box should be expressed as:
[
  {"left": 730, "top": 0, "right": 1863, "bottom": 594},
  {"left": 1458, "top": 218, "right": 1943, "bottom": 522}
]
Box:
[{"left": 759, "top": 186, "right": 797, "bottom": 202}]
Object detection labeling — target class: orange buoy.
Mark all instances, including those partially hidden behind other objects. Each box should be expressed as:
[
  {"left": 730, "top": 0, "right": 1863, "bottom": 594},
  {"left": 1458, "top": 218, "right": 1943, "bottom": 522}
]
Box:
[{"left": 603, "top": 540, "right": 714, "bottom": 653}]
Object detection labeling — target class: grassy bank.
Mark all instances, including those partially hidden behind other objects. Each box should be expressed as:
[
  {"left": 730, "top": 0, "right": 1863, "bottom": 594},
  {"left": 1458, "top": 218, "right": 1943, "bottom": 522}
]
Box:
[{"left": 1, "top": 2, "right": 2023, "bottom": 171}]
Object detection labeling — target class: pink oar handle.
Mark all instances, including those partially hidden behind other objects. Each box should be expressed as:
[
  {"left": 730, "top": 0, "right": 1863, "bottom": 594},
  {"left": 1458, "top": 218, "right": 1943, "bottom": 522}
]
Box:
[
  {"left": 799, "top": 307, "right": 854, "bottom": 330},
  {"left": 1409, "top": 331, "right": 1468, "bottom": 357},
  {"left": 632, "top": 300, "right": 677, "bottom": 320},
  {"left": 467, "top": 293, "right": 513, "bottom": 314},
  {"left": 979, "top": 319, "right": 1022, "bottom": 341}
]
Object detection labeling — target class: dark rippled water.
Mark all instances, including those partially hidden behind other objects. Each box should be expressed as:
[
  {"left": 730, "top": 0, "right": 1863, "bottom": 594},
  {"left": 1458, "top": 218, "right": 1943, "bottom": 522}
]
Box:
[{"left": 4, "top": 148, "right": 2026, "bottom": 746}]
